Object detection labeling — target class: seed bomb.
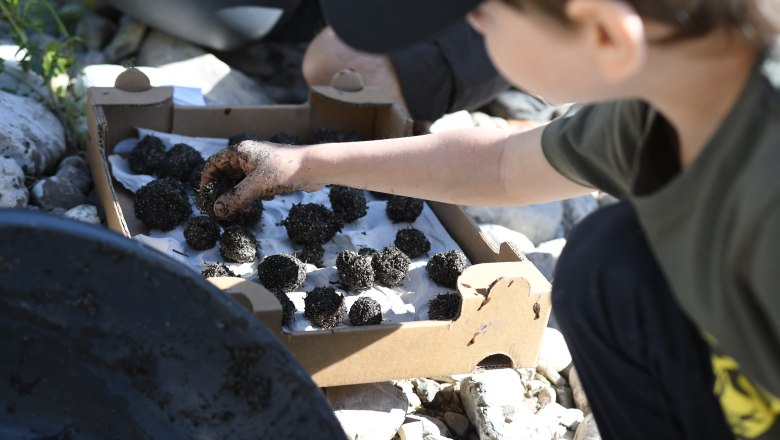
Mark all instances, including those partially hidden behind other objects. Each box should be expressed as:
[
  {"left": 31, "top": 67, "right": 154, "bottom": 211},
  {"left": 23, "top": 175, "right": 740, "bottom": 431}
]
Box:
[
  {"left": 273, "top": 292, "right": 296, "bottom": 326},
  {"left": 257, "top": 254, "right": 307, "bottom": 293},
  {"left": 128, "top": 135, "right": 166, "bottom": 175},
  {"left": 282, "top": 203, "right": 342, "bottom": 245},
  {"left": 196, "top": 180, "right": 263, "bottom": 227},
  {"left": 426, "top": 250, "right": 469, "bottom": 288},
  {"left": 336, "top": 250, "right": 375, "bottom": 292},
  {"left": 134, "top": 178, "right": 192, "bottom": 231},
  {"left": 201, "top": 263, "right": 236, "bottom": 278},
  {"left": 348, "top": 297, "right": 382, "bottom": 326},
  {"left": 184, "top": 215, "right": 221, "bottom": 250},
  {"left": 394, "top": 228, "right": 431, "bottom": 258},
  {"left": 372, "top": 247, "right": 410, "bottom": 287},
  {"left": 428, "top": 292, "right": 463, "bottom": 321},
  {"left": 219, "top": 225, "right": 258, "bottom": 263},
  {"left": 304, "top": 286, "right": 346, "bottom": 329},
  {"left": 297, "top": 243, "right": 324, "bottom": 267},
  {"left": 386, "top": 195, "right": 424, "bottom": 223},
  {"left": 158, "top": 143, "right": 204, "bottom": 182},
  {"left": 329, "top": 185, "right": 368, "bottom": 223}
]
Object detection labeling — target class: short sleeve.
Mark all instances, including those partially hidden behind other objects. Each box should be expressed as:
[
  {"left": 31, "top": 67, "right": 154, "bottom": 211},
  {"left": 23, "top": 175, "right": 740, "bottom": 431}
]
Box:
[{"left": 541, "top": 100, "right": 653, "bottom": 198}]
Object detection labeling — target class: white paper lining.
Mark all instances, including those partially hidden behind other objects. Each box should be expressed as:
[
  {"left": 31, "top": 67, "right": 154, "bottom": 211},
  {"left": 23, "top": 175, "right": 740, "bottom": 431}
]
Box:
[{"left": 110, "top": 128, "right": 468, "bottom": 332}]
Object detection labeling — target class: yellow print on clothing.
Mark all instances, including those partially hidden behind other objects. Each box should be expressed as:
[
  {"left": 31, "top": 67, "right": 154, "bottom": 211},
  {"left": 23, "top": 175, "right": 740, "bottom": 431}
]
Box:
[{"left": 711, "top": 353, "right": 780, "bottom": 438}]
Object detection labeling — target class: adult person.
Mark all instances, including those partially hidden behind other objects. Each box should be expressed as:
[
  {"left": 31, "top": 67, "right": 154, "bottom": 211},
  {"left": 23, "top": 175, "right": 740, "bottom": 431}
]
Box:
[
  {"left": 202, "top": 1, "right": 780, "bottom": 438},
  {"left": 102, "top": 0, "right": 512, "bottom": 122}
]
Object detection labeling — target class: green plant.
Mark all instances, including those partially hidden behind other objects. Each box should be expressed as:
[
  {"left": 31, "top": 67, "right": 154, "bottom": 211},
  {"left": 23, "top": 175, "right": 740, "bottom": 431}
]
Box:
[{"left": 0, "top": 0, "right": 85, "bottom": 151}]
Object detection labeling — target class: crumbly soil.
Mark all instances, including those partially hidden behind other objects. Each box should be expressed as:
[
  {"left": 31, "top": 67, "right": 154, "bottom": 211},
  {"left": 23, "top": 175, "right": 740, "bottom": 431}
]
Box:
[
  {"left": 336, "top": 250, "right": 375, "bottom": 292},
  {"left": 134, "top": 178, "right": 192, "bottom": 231},
  {"left": 372, "top": 247, "right": 410, "bottom": 287},
  {"left": 395, "top": 227, "right": 431, "bottom": 258},
  {"left": 426, "top": 250, "right": 469, "bottom": 288},
  {"left": 428, "top": 292, "right": 463, "bottom": 321},
  {"left": 257, "top": 254, "right": 307, "bottom": 293},
  {"left": 303, "top": 286, "right": 346, "bottom": 329},
  {"left": 348, "top": 297, "right": 382, "bottom": 326},
  {"left": 386, "top": 195, "right": 424, "bottom": 223}
]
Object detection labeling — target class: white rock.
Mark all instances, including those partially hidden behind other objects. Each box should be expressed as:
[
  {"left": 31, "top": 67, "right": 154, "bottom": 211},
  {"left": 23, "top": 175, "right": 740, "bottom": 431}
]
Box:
[
  {"left": 0, "top": 91, "right": 65, "bottom": 174},
  {"left": 75, "top": 11, "right": 116, "bottom": 51},
  {"left": 567, "top": 367, "right": 591, "bottom": 415},
  {"left": 0, "top": 58, "right": 48, "bottom": 99},
  {"left": 573, "top": 414, "right": 601, "bottom": 440},
  {"left": 64, "top": 204, "right": 100, "bottom": 225},
  {"left": 327, "top": 382, "right": 408, "bottom": 440},
  {"left": 429, "top": 111, "right": 476, "bottom": 132},
  {"left": 538, "top": 327, "right": 572, "bottom": 373},
  {"left": 103, "top": 15, "right": 147, "bottom": 62},
  {"left": 537, "top": 386, "right": 557, "bottom": 408},
  {"left": 460, "top": 369, "right": 549, "bottom": 440},
  {"left": 405, "top": 414, "right": 451, "bottom": 438},
  {"left": 462, "top": 202, "right": 564, "bottom": 246},
  {"left": 537, "top": 364, "right": 566, "bottom": 388},
  {"left": 0, "top": 156, "right": 29, "bottom": 208},
  {"left": 398, "top": 419, "right": 424, "bottom": 440},
  {"left": 471, "top": 111, "right": 509, "bottom": 129},
  {"left": 137, "top": 30, "right": 273, "bottom": 105},
  {"left": 412, "top": 378, "right": 442, "bottom": 404},
  {"left": 394, "top": 380, "right": 423, "bottom": 413}
]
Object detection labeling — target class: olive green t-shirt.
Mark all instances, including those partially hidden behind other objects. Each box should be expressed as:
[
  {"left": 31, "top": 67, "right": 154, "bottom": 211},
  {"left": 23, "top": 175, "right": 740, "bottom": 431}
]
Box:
[{"left": 542, "top": 44, "right": 780, "bottom": 437}]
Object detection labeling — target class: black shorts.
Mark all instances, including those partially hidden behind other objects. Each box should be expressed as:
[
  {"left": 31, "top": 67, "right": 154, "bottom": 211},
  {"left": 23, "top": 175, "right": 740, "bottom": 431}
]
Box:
[{"left": 389, "top": 21, "right": 509, "bottom": 121}]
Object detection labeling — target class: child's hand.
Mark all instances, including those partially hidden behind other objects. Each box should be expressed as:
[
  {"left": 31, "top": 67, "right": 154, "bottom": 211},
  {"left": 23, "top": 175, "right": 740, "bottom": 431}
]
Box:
[{"left": 200, "top": 141, "right": 315, "bottom": 219}]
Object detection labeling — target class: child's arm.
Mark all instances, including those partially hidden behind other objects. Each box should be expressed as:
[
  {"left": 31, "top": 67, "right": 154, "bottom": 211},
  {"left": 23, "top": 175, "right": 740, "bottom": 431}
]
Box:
[{"left": 202, "top": 126, "right": 592, "bottom": 218}]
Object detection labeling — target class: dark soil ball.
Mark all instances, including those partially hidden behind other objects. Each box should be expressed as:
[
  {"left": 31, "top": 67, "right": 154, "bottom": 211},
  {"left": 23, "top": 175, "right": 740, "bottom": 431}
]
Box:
[
  {"left": 219, "top": 226, "right": 258, "bottom": 263},
  {"left": 187, "top": 161, "right": 205, "bottom": 191},
  {"left": 201, "top": 263, "right": 236, "bottom": 278},
  {"left": 304, "top": 286, "right": 346, "bottom": 329},
  {"left": 128, "top": 135, "right": 166, "bottom": 175},
  {"left": 336, "top": 250, "right": 375, "bottom": 292},
  {"left": 257, "top": 254, "right": 307, "bottom": 293},
  {"left": 426, "top": 250, "right": 469, "bottom": 288},
  {"left": 269, "top": 132, "right": 301, "bottom": 145},
  {"left": 184, "top": 215, "right": 221, "bottom": 250},
  {"left": 227, "top": 133, "right": 258, "bottom": 146},
  {"left": 297, "top": 243, "right": 324, "bottom": 267},
  {"left": 386, "top": 195, "right": 424, "bottom": 223},
  {"left": 158, "top": 143, "right": 204, "bottom": 182},
  {"left": 134, "top": 178, "right": 192, "bottom": 231},
  {"left": 348, "top": 297, "right": 382, "bottom": 326},
  {"left": 283, "top": 203, "right": 342, "bottom": 245},
  {"left": 196, "top": 180, "right": 234, "bottom": 218},
  {"left": 394, "top": 228, "right": 431, "bottom": 258},
  {"left": 196, "top": 180, "right": 263, "bottom": 227},
  {"left": 273, "top": 292, "right": 296, "bottom": 326},
  {"left": 428, "top": 292, "right": 463, "bottom": 321},
  {"left": 329, "top": 185, "right": 367, "bottom": 223},
  {"left": 372, "top": 247, "right": 410, "bottom": 287},
  {"left": 314, "top": 128, "right": 365, "bottom": 144}
]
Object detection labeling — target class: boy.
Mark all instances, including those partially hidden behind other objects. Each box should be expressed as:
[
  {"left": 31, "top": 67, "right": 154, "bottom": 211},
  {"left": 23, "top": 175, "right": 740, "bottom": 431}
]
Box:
[{"left": 202, "top": 0, "right": 780, "bottom": 438}]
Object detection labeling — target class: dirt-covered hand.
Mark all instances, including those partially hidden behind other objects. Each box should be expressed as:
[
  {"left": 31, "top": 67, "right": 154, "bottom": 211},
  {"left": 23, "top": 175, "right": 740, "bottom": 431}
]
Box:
[{"left": 200, "top": 141, "right": 313, "bottom": 218}]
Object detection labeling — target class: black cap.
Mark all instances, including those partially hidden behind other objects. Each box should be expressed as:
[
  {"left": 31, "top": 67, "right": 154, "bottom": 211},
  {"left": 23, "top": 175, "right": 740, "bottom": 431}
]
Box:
[{"left": 320, "top": 0, "right": 483, "bottom": 53}]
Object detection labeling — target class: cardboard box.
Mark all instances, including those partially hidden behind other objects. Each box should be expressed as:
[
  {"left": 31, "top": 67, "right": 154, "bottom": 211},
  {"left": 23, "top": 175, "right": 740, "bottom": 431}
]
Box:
[{"left": 87, "top": 68, "right": 552, "bottom": 387}]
